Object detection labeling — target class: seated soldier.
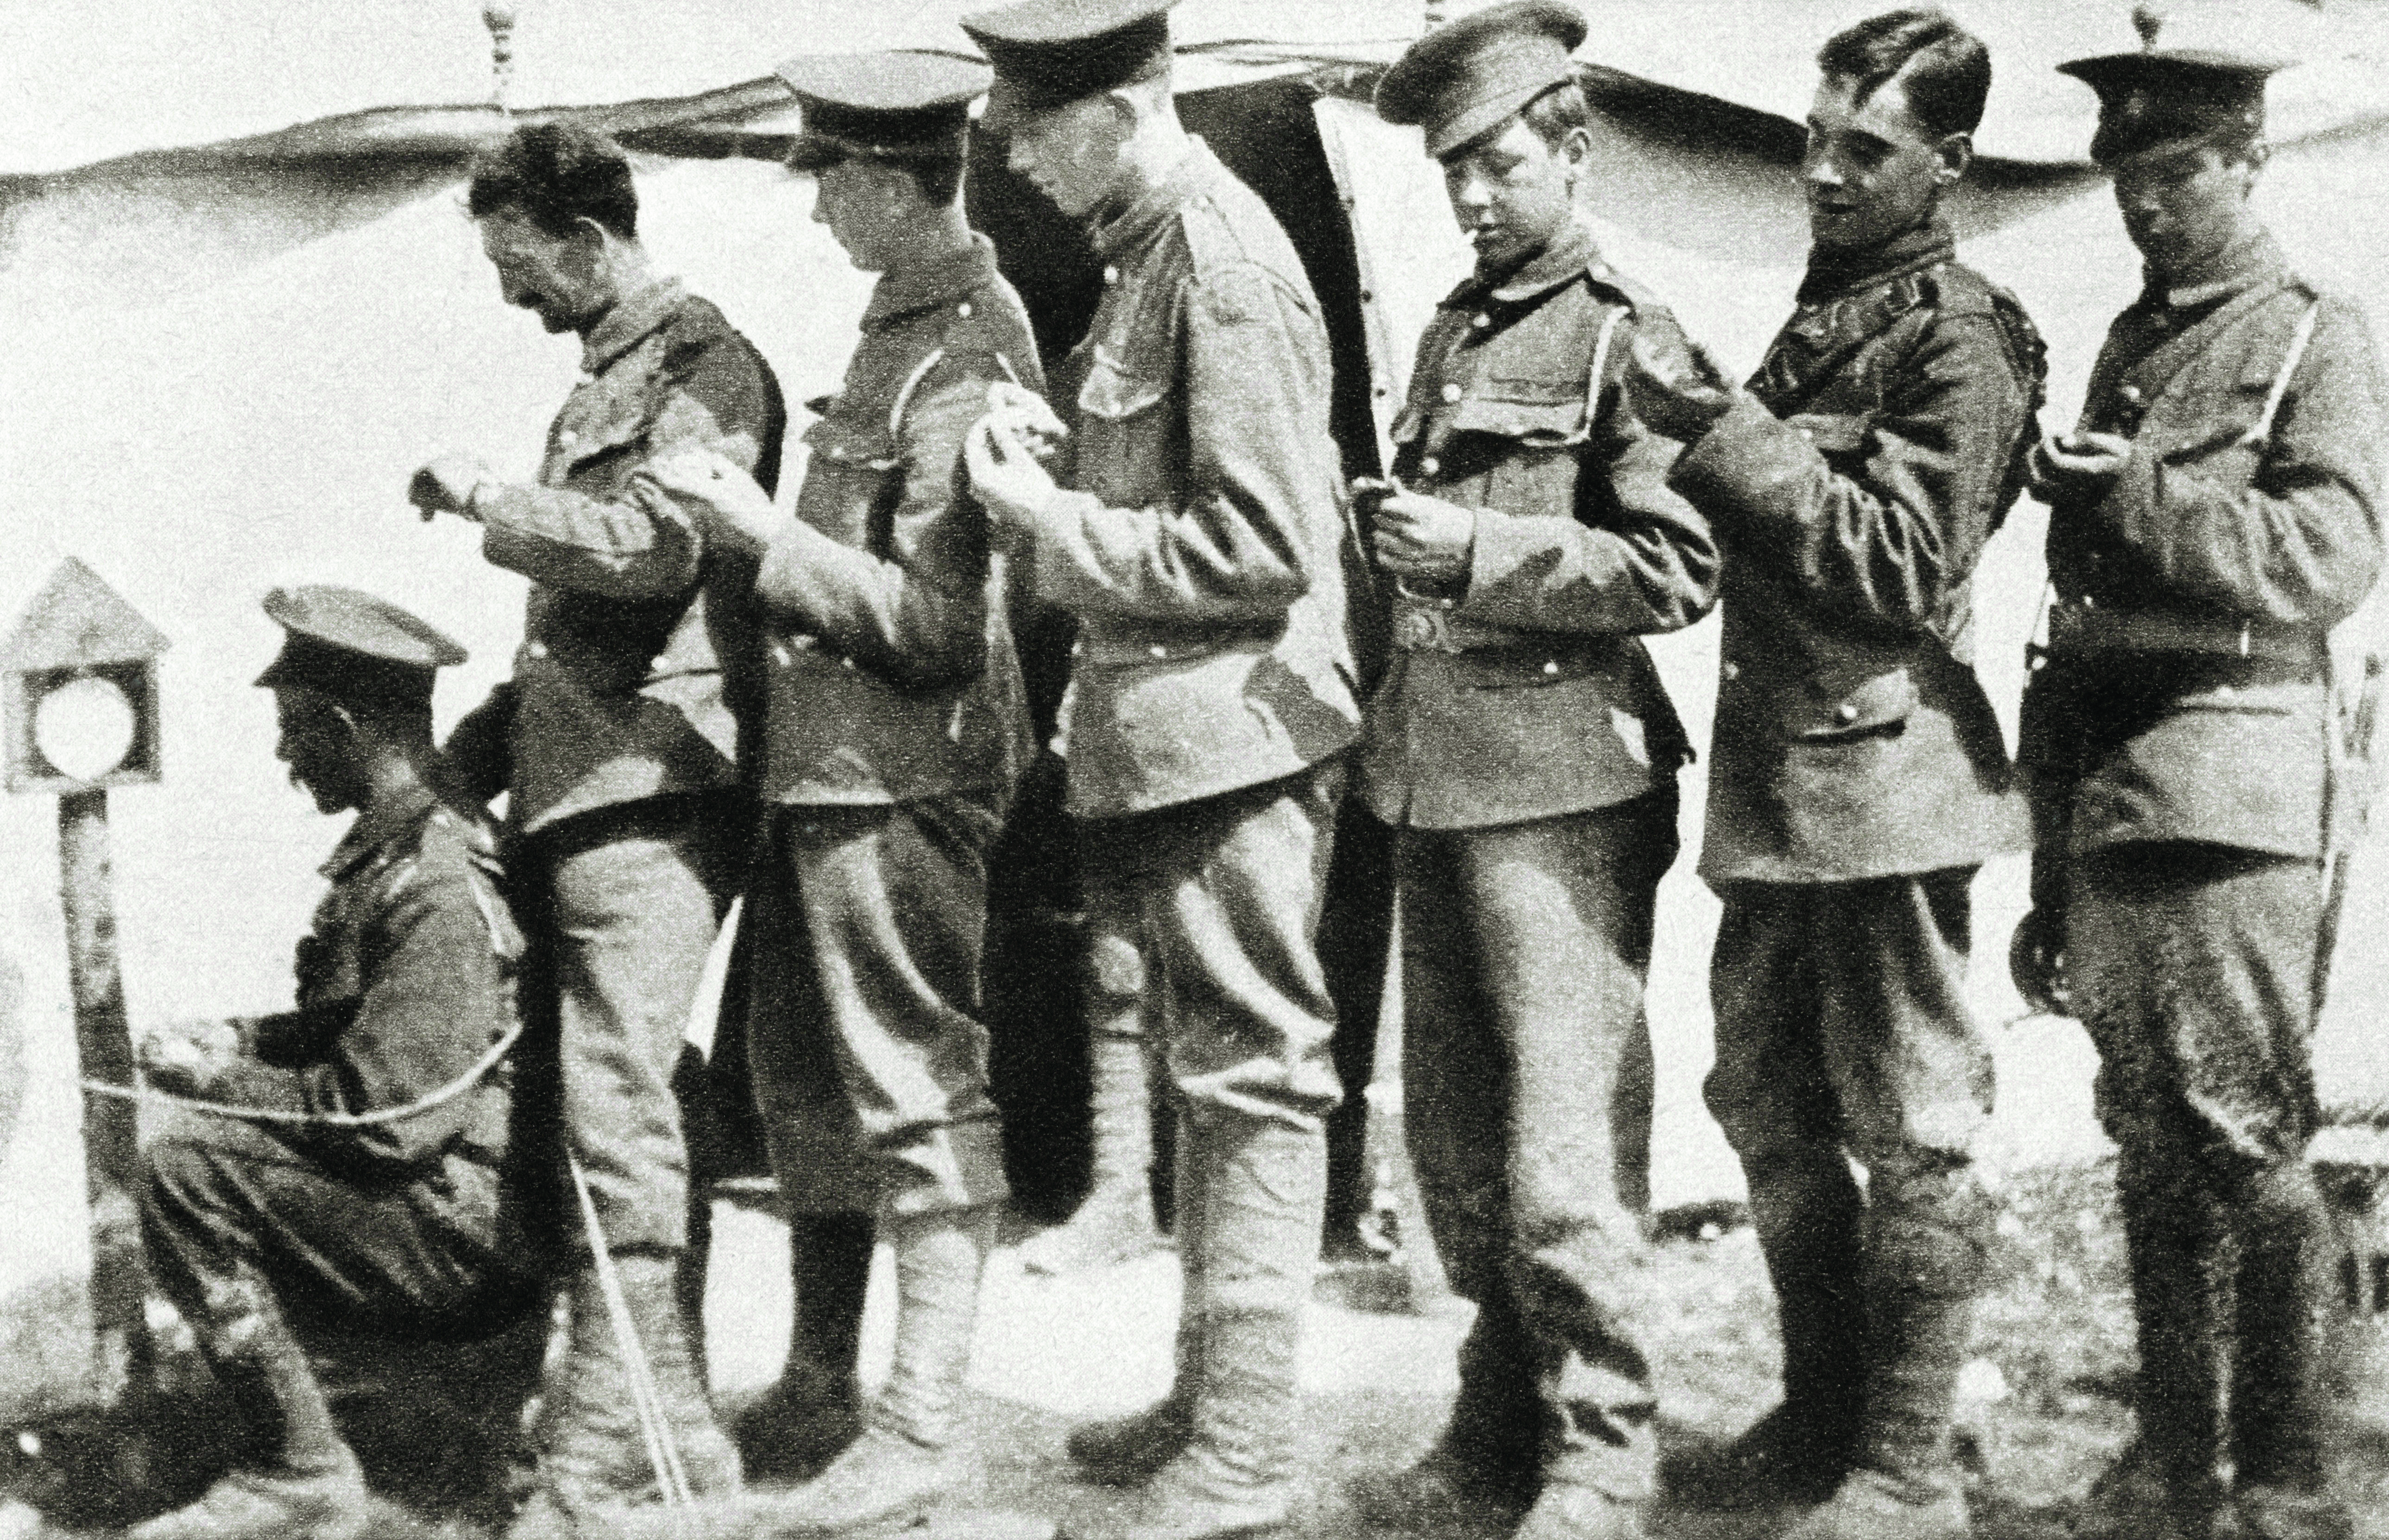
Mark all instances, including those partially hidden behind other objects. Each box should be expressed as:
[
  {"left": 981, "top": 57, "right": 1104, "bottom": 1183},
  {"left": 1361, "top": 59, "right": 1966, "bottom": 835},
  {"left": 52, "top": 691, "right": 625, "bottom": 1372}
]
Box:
[{"left": 131, "top": 585, "right": 538, "bottom": 1540}]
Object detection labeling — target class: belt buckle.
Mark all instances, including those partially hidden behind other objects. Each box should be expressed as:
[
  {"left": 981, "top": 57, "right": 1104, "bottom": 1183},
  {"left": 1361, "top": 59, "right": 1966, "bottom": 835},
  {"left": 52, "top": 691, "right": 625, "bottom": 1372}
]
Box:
[{"left": 1393, "top": 603, "right": 1460, "bottom": 654}]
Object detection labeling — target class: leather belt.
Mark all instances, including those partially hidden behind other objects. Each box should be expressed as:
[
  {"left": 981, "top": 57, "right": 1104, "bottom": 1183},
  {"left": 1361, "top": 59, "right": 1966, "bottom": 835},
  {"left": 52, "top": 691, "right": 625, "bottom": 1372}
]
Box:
[
  {"left": 2048, "top": 601, "right": 2321, "bottom": 667},
  {"left": 1391, "top": 597, "right": 1512, "bottom": 654}
]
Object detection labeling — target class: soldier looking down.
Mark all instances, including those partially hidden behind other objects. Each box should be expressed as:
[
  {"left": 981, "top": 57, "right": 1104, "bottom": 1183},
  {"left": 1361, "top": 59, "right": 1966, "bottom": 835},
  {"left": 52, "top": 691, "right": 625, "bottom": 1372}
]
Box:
[
  {"left": 961, "top": 1, "right": 1364, "bottom": 1535},
  {"left": 2021, "top": 16, "right": 2386, "bottom": 1537},
  {"left": 132, "top": 586, "right": 536, "bottom": 1540},
  {"left": 1350, "top": 5, "right": 1720, "bottom": 1537}
]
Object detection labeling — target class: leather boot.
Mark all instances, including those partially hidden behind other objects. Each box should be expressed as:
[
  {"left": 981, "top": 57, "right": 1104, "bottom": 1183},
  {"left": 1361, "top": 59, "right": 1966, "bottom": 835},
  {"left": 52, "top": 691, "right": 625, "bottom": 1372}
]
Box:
[
  {"left": 1080, "top": 1118, "right": 1324, "bottom": 1540},
  {"left": 1666, "top": 1142, "right": 1867, "bottom": 1510},
  {"left": 1069, "top": 1112, "right": 1204, "bottom": 1486},
  {"left": 1024, "top": 1030, "right": 1164, "bottom": 1276},
  {"left": 737, "top": 1211, "right": 875, "bottom": 1485},
  {"left": 507, "top": 1253, "right": 741, "bottom": 1538},
  {"left": 1783, "top": 1163, "right": 1986, "bottom": 1540},
  {"left": 763, "top": 1205, "right": 996, "bottom": 1535},
  {"left": 2230, "top": 1163, "right": 2351, "bottom": 1540},
  {"left": 1347, "top": 1293, "right": 1541, "bottom": 1532},
  {"left": 128, "top": 1281, "right": 369, "bottom": 1540},
  {"left": 2114, "top": 1157, "right": 2231, "bottom": 1539}
]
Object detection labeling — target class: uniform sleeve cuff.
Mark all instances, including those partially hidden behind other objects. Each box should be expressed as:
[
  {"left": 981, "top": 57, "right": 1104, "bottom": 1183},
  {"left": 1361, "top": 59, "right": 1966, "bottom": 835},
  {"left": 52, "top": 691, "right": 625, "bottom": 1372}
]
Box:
[{"left": 1667, "top": 394, "right": 1817, "bottom": 524}]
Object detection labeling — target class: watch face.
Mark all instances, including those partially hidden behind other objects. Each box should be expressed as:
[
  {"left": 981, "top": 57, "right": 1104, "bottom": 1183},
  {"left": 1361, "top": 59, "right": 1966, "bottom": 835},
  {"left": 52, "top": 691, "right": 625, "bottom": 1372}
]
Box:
[{"left": 34, "top": 674, "right": 137, "bottom": 783}]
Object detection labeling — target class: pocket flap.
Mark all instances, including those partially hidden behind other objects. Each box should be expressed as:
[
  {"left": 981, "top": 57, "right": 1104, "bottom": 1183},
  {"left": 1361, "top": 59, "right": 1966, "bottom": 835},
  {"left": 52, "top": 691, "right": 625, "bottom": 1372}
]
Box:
[
  {"left": 1448, "top": 392, "right": 1588, "bottom": 446},
  {"left": 800, "top": 415, "right": 898, "bottom": 472},
  {"left": 1789, "top": 666, "right": 1916, "bottom": 738},
  {"left": 1078, "top": 348, "right": 1167, "bottom": 422}
]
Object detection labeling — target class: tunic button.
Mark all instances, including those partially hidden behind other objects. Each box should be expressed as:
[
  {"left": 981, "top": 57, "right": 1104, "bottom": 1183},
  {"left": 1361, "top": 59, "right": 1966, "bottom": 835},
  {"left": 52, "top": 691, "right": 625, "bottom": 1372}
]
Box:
[
  {"left": 1471, "top": 313, "right": 1490, "bottom": 329},
  {"left": 1835, "top": 701, "right": 1860, "bottom": 723},
  {"left": 528, "top": 642, "right": 549, "bottom": 660},
  {"left": 1419, "top": 456, "right": 1441, "bottom": 478},
  {"left": 2120, "top": 384, "right": 2144, "bottom": 405},
  {"left": 1441, "top": 382, "right": 1463, "bottom": 402},
  {"left": 1723, "top": 660, "right": 1740, "bottom": 681},
  {"left": 958, "top": 302, "right": 973, "bottom": 317},
  {"left": 1103, "top": 265, "right": 1120, "bottom": 285},
  {"left": 1148, "top": 644, "right": 1168, "bottom": 659},
  {"left": 1542, "top": 659, "right": 1561, "bottom": 676}
]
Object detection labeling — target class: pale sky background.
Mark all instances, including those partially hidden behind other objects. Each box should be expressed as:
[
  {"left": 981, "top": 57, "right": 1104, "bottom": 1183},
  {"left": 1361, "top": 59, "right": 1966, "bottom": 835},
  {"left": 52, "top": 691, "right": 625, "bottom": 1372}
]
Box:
[{"left": 4, "top": 3, "right": 2386, "bottom": 1324}]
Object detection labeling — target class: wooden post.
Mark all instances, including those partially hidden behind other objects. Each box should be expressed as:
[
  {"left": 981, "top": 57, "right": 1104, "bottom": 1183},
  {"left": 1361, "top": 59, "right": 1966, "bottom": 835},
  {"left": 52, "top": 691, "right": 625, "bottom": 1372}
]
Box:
[{"left": 58, "top": 786, "right": 145, "bottom": 1394}]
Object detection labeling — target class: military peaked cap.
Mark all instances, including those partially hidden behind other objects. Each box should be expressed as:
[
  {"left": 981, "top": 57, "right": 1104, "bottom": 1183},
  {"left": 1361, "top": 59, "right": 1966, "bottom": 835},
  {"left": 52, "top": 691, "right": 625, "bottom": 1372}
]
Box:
[
  {"left": 2058, "top": 5, "right": 2286, "bottom": 167},
  {"left": 963, "top": 0, "right": 1179, "bottom": 132},
  {"left": 1376, "top": 0, "right": 1588, "bottom": 161},
  {"left": 775, "top": 50, "right": 992, "bottom": 171},
  {"left": 255, "top": 585, "right": 465, "bottom": 710}
]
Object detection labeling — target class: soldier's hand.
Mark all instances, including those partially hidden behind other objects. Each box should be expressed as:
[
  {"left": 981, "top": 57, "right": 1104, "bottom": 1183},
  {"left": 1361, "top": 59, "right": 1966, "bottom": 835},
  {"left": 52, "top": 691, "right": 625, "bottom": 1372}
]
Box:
[
  {"left": 2030, "top": 431, "right": 2132, "bottom": 498},
  {"left": 1624, "top": 314, "right": 1736, "bottom": 443},
  {"left": 1371, "top": 488, "right": 1475, "bottom": 587},
  {"left": 983, "top": 381, "right": 1068, "bottom": 463},
  {"left": 409, "top": 455, "right": 491, "bottom": 521},
  {"left": 964, "top": 415, "right": 1060, "bottom": 530},
  {"left": 138, "top": 1018, "right": 241, "bottom": 1096}
]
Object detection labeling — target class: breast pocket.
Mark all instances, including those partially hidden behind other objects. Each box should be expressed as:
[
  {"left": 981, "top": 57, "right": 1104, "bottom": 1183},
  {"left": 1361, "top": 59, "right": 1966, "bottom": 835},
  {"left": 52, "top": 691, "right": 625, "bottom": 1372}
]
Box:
[
  {"left": 797, "top": 416, "right": 902, "bottom": 555},
  {"left": 1448, "top": 379, "right": 1589, "bottom": 513},
  {"left": 1786, "top": 665, "right": 1917, "bottom": 742}
]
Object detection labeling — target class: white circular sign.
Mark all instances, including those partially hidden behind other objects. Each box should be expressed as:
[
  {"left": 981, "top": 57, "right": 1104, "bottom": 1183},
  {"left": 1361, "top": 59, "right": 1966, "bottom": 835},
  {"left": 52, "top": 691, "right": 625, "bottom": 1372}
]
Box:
[{"left": 34, "top": 675, "right": 138, "bottom": 782}]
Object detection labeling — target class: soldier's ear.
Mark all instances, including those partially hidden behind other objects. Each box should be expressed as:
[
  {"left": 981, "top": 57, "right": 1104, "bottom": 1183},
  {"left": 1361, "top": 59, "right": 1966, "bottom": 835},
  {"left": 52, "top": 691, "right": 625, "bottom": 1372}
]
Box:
[{"left": 1934, "top": 130, "right": 1973, "bottom": 187}]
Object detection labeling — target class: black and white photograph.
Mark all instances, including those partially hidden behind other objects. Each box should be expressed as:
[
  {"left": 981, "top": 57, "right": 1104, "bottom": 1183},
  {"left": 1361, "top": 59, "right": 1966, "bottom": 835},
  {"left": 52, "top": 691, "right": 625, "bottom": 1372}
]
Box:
[{"left": 3, "top": 1, "right": 2387, "bottom": 1536}]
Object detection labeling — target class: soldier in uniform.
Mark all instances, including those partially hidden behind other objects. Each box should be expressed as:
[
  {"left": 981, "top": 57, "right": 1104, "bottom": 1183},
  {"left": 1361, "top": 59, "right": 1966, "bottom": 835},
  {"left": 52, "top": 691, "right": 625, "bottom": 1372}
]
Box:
[
  {"left": 407, "top": 121, "right": 784, "bottom": 1528},
  {"left": 2019, "top": 21, "right": 2385, "bottom": 1537},
  {"left": 1625, "top": 12, "right": 2042, "bottom": 1536},
  {"left": 1353, "top": 6, "right": 1719, "bottom": 1537},
  {"left": 132, "top": 586, "right": 534, "bottom": 1540},
  {"left": 959, "top": 2, "right": 1362, "bottom": 1534},
  {"left": 664, "top": 49, "right": 1037, "bottom": 1531}
]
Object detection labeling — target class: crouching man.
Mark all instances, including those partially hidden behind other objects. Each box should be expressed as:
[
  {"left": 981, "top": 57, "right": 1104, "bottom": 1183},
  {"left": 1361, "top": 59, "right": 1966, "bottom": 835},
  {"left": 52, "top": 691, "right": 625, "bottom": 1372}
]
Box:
[{"left": 132, "top": 585, "right": 536, "bottom": 1540}]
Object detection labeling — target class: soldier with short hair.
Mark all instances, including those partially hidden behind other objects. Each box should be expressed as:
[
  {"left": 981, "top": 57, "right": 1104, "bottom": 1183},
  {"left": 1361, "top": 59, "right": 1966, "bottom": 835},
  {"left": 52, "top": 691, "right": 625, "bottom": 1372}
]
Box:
[
  {"left": 670, "top": 49, "right": 1038, "bottom": 1531},
  {"left": 1626, "top": 10, "right": 2043, "bottom": 1536},
  {"left": 132, "top": 586, "right": 535, "bottom": 1540},
  {"left": 960, "top": 1, "right": 1363, "bottom": 1534},
  {"left": 2020, "top": 19, "right": 2385, "bottom": 1537},
  {"left": 407, "top": 119, "right": 784, "bottom": 1531},
  {"left": 1351, "top": 5, "right": 1720, "bottom": 1536}
]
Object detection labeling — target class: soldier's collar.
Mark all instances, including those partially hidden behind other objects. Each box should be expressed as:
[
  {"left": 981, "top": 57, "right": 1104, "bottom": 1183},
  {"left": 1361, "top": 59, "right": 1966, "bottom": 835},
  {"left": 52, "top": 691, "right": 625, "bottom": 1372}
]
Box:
[
  {"left": 1465, "top": 217, "right": 1603, "bottom": 307},
  {"left": 863, "top": 234, "right": 1000, "bottom": 330},
  {"left": 580, "top": 277, "right": 691, "bottom": 376},
  {"left": 321, "top": 780, "right": 440, "bottom": 880},
  {"left": 1796, "top": 217, "right": 1954, "bottom": 305},
  {"left": 2145, "top": 228, "right": 2283, "bottom": 311},
  {"left": 1087, "top": 137, "right": 1217, "bottom": 260}
]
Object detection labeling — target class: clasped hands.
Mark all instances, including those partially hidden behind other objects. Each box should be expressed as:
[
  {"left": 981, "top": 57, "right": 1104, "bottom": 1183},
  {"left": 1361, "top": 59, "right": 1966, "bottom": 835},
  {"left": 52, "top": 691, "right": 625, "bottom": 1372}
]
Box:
[
  {"left": 964, "top": 382, "right": 1069, "bottom": 532},
  {"left": 137, "top": 1018, "right": 244, "bottom": 1098}
]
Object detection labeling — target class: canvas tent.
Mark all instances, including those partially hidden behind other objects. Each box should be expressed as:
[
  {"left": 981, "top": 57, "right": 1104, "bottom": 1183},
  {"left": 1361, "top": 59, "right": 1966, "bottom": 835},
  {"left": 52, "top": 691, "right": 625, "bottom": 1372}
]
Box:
[{"left": 5, "top": 0, "right": 2389, "bottom": 1426}]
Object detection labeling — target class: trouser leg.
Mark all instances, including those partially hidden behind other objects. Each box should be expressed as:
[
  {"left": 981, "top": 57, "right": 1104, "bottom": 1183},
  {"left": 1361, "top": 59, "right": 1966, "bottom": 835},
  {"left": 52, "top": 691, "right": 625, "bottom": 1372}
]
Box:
[
  {"left": 2070, "top": 844, "right": 2335, "bottom": 1530},
  {"left": 1319, "top": 799, "right": 1396, "bottom": 1252},
  {"left": 1412, "top": 800, "right": 1674, "bottom": 1505},
  {"left": 1083, "top": 767, "right": 1345, "bottom": 1535},
  {"left": 1397, "top": 825, "right": 1541, "bottom": 1478},
  {"left": 773, "top": 798, "right": 1010, "bottom": 1220},
  {"left": 1690, "top": 886, "right": 1867, "bottom": 1506}
]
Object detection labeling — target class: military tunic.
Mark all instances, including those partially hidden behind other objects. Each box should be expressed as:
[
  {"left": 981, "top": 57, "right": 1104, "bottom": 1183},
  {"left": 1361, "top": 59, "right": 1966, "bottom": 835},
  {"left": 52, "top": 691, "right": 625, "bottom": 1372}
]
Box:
[
  {"left": 1363, "top": 218, "right": 1715, "bottom": 1503},
  {"left": 2023, "top": 230, "right": 2385, "bottom": 1168},
  {"left": 142, "top": 785, "right": 537, "bottom": 1343},
  {"left": 738, "top": 236, "right": 1036, "bottom": 1219},
  {"left": 1017, "top": 138, "right": 1360, "bottom": 1134},
  {"left": 2022, "top": 226, "right": 2384, "bottom": 1516},
  {"left": 454, "top": 277, "right": 787, "bottom": 1256},
  {"left": 1666, "top": 219, "right": 2040, "bottom": 1446}
]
